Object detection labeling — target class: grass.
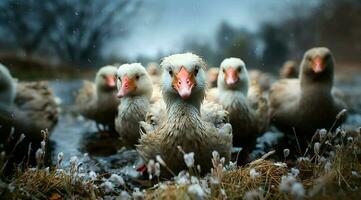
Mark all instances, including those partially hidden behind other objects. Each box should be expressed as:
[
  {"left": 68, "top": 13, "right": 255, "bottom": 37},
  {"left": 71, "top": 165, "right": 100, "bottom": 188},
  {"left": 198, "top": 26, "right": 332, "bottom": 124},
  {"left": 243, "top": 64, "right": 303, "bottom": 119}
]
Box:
[
  {"left": 143, "top": 124, "right": 361, "bottom": 200},
  {"left": 0, "top": 117, "right": 360, "bottom": 199},
  {"left": 1, "top": 168, "right": 99, "bottom": 199}
]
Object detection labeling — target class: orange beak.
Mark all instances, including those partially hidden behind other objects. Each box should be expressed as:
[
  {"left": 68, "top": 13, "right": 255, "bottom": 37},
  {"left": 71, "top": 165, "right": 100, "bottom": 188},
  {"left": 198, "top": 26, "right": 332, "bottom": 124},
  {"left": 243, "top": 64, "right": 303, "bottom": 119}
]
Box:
[
  {"left": 117, "top": 76, "right": 136, "bottom": 98},
  {"left": 105, "top": 75, "right": 116, "bottom": 88},
  {"left": 224, "top": 68, "right": 239, "bottom": 85},
  {"left": 173, "top": 67, "right": 195, "bottom": 99},
  {"left": 312, "top": 57, "right": 325, "bottom": 73}
]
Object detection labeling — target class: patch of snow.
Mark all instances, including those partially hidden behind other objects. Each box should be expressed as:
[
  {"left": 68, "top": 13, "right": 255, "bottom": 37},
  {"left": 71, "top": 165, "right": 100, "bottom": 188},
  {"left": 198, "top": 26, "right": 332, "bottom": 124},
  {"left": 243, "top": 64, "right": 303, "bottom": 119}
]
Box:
[{"left": 188, "top": 184, "right": 206, "bottom": 199}]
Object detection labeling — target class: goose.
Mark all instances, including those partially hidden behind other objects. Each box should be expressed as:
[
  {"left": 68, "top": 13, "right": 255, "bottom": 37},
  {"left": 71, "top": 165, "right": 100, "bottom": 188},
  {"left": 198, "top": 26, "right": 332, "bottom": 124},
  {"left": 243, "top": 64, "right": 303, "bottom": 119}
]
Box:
[
  {"left": 147, "top": 62, "right": 162, "bottom": 86},
  {"left": 0, "top": 64, "right": 16, "bottom": 107},
  {"left": 0, "top": 64, "right": 58, "bottom": 170},
  {"left": 207, "top": 58, "right": 269, "bottom": 163},
  {"left": 137, "top": 53, "right": 233, "bottom": 178},
  {"left": 248, "top": 69, "right": 275, "bottom": 91},
  {"left": 114, "top": 63, "right": 153, "bottom": 147},
  {"left": 207, "top": 67, "right": 219, "bottom": 88},
  {"left": 269, "top": 47, "right": 348, "bottom": 149},
  {"left": 76, "top": 65, "right": 119, "bottom": 132},
  {"left": 280, "top": 60, "right": 298, "bottom": 79}
]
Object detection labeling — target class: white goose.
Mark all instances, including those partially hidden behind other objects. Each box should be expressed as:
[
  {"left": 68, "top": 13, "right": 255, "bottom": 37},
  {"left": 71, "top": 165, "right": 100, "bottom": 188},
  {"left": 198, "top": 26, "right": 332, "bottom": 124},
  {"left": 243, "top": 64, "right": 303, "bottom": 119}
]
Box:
[
  {"left": 137, "top": 53, "right": 233, "bottom": 178},
  {"left": 114, "top": 63, "right": 153, "bottom": 147},
  {"left": 207, "top": 58, "right": 269, "bottom": 163}
]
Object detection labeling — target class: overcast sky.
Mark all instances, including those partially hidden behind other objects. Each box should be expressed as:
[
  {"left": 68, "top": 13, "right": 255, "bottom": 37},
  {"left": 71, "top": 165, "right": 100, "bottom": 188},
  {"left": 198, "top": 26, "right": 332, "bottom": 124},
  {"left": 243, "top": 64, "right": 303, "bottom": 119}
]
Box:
[{"left": 108, "top": 0, "right": 319, "bottom": 59}]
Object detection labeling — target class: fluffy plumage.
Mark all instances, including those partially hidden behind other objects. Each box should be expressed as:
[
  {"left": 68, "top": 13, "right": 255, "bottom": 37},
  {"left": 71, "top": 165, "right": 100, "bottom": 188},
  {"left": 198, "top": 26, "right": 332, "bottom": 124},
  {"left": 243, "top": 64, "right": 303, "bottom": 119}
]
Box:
[
  {"left": 76, "top": 65, "right": 119, "bottom": 130},
  {"left": 207, "top": 58, "right": 269, "bottom": 163},
  {"left": 280, "top": 60, "right": 298, "bottom": 79},
  {"left": 137, "top": 53, "right": 232, "bottom": 177},
  {"left": 207, "top": 67, "right": 219, "bottom": 88},
  {"left": 269, "top": 47, "right": 348, "bottom": 149},
  {"left": 115, "top": 63, "right": 153, "bottom": 147},
  {"left": 248, "top": 69, "right": 275, "bottom": 91},
  {"left": 0, "top": 64, "right": 59, "bottom": 171},
  {"left": 0, "top": 64, "right": 59, "bottom": 137}
]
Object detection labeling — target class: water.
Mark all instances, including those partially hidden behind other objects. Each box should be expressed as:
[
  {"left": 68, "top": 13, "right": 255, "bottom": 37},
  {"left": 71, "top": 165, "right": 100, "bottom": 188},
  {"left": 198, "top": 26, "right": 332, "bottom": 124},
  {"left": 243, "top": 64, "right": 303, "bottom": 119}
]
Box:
[{"left": 49, "top": 80, "right": 141, "bottom": 179}]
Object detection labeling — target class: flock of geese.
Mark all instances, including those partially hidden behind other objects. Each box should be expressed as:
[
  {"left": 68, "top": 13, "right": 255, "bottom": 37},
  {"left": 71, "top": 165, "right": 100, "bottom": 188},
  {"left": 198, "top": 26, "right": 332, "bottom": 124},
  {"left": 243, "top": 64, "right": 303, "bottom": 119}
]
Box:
[{"left": 0, "top": 47, "right": 347, "bottom": 177}]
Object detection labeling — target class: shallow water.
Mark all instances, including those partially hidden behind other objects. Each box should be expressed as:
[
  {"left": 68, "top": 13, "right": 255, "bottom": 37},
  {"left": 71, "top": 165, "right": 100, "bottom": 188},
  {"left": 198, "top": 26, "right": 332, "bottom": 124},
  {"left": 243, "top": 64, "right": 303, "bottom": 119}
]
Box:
[{"left": 49, "top": 80, "right": 142, "bottom": 180}]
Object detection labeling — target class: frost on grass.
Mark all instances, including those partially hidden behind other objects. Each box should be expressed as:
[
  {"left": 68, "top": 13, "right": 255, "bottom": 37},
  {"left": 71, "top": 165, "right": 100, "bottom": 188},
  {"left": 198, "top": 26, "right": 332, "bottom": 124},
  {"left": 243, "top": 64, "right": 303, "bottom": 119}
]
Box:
[
  {"left": 183, "top": 152, "right": 195, "bottom": 168},
  {"left": 144, "top": 126, "right": 361, "bottom": 200},
  {"left": 1, "top": 125, "right": 361, "bottom": 199},
  {"left": 109, "top": 174, "right": 125, "bottom": 187},
  {"left": 188, "top": 183, "right": 206, "bottom": 199},
  {"left": 249, "top": 168, "right": 260, "bottom": 179}
]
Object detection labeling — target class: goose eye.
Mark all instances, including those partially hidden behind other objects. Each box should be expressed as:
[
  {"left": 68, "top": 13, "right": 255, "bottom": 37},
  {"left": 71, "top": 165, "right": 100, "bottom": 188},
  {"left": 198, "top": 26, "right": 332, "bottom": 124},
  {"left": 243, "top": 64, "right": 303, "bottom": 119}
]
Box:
[
  {"left": 222, "top": 69, "right": 225, "bottom": 73},
  {"left": 324, "top": 54, "right": 331, "bottom": 60},
  {"left": 237, "top": 67, "right": 242, "bottom": 72},
  {"left": 135, "top": 75, "right": 140, "bottom": 80},
  {"left": 194, "top": 68, "right": 199, "bottom": 75},
  {"left": 168, "top": 70, "right": 173, "bottom": 76}
]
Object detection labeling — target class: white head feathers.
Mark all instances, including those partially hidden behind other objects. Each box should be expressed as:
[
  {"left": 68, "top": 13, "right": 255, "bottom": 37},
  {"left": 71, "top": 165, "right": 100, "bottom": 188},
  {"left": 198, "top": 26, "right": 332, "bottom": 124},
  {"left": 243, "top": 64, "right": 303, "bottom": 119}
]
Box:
[
  {"left": 220, "top": 57, "right": 246, "bottom": 69},
  {"left": 116, "top": 63, "right": 153, "bottom": 99},
  {"left": 218, "top": 57, "right": 249, "bottom": 95}
]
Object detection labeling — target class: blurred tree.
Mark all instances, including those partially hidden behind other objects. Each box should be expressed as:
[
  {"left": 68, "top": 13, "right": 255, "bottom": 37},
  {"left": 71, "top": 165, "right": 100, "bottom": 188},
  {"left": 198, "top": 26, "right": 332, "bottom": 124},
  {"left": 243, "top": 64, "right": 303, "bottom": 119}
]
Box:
[
  {"left": 216, "top": 22, "right": 238, "bottom": 51},
  {"left": 316, "top": 0, "right": 361, "bottom": 62},
  {"left": 0, "top": 0, "right": 140, "bottom": 66},
  {"left": 223, "top": 30, "right": 258, "bottom": 67},
  {"left": 0, "top": 0, "right": 65, "bottom": 56},
  {"left": 45, "top": 0, "right": 140, "bottom": 66},
  {"left": 215, "top": 22, "right": 258, "bottom": 67},
  {"left": 280, "top": 0, "right": 361, "bottom": 63},
  {"left": 260, "top": 24, "right": 288, "bottom": 69},
  {"left": 182, "top": 37, "right": 218, "bottom": 66}
]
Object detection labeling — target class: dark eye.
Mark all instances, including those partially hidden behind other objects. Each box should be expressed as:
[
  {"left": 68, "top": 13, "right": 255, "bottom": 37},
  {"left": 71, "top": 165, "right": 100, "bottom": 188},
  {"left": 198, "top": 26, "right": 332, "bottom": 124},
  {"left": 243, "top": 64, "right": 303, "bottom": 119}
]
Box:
[
  {"left": 324, "top": 54, "right": 331, "bottom": 60},
  {"left": 237, "top": 67, "right": 242, "bottom": 72},
  {"left": 168, "top": 70, "right": 173, "bottom": 76},
  {"left": 135, "top": 75, "right": 140, "bottom": 80},
  {"left": 194, "top": 68, "right": 199, "bottom": 75},
  {"left": 222, "top": 68, "right": 225, "bottom": 73}
]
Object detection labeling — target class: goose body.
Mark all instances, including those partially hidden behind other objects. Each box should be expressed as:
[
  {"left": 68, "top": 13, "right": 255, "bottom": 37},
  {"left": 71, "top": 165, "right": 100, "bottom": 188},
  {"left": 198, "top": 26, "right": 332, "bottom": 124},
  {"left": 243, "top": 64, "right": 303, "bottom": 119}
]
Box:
[
  {"left": 76, "top": 66, "right": 119, "bottom": 130},
  {"left": 0, "top": 64, "right": 59, "bottom": 170},
  {"left": 248, "top": 69, "right": 275, "bottom": 91},
  {"left": 280, "top": 60, "right": 298, "bottom": 79},
  {"left": 137, "top": 53, "right": 232, "bottom": 177},
  {"left": 0, "top": 65, "right": 59, "bottom": 138},
  {"left": 207, "top": 58, "right": 269, "bottom": 163},
  {"left": 114, "top": 63, "right": 153, "bottom": 147},
  {"left": 270, "top": 47, "right": 347, "bottom": 147}
]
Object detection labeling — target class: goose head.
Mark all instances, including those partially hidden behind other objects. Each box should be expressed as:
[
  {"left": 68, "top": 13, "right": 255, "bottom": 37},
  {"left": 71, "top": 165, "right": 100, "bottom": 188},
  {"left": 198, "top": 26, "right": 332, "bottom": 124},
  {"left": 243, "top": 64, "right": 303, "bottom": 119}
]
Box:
[
  {"left": 95, "top": 65, "right": 118, "bottom": 93},
  {"left": 300, "top": 47, "right": 334, "bottom": 84},
  {"left": 161, "top": 53, "right": 207, "bottom": 108},
  {"left": 116, "top": 63, "right": 153, "bottom": 100},
  {"left": 0, "top": 64, "right": 16, "bottom": 106},
  {"left": 218, "top": 57, "right": 249, "bottom": 95}
]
